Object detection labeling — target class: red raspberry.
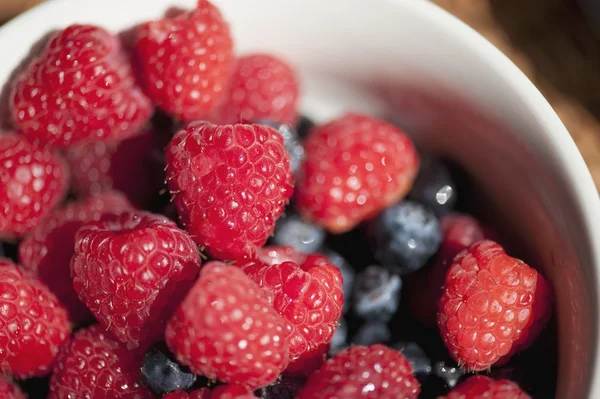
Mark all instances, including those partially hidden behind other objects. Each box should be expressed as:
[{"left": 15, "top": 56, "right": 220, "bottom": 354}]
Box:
[
  {"left": 242, "top": 253, "right": 343, "bottom": 364},
  {"left": 0, "top": 376, "right": 25, "bottom": 399},
  {"left": 437, "top": 240, "right": 553, "bottom": 371},
  {"left": 284, "top": 343, "right": 328, "bottom": 377},
  {"left": 19, "top": 191, "right": 133, "bottom": 324},
  {"left": 211, "top": 385, "right": 256, "bottom": 399},
  {"left": 11, "top": 25, "right": 152, "bottom": 148},
  {"left": 213, "top": 53, "right": 299, "bottom": 125},
  {"left": 296, "top": 113, "right": 419, "bottom": 233},
  {"left": 442, "top": 375, "right": 531, "bottom": 399},
  {"left": 0, "top": 258, "right": 70, "bottom": 378},
  {"left": 163, "top": 389, "right": 211, "bottom": 399},
  {"left": 166, "top": 122, "right": 293, "bottom": 260},
  {"left": 0, "top": 134, "right": 69, "bottom": 239},
  {"left": 48, "top": 324, "right": 155, "bottom": 399},
  {"left": 406, "top": 213, "right": 484, "bottom": 327},
  {"left": 166, "top": 262, "right": 289, "bottom": 390},
  {"left": 297, "top": 344, "right": 420, "bottom": 399},
  {"left": 71, "top": 211, "right": 201, "bottom": 348},
  {"left": 256, "top": 245, "right": 305, "bottom": 266},
  {"left": 66, "top": 129, "right": 167, "bottom": 207},
  {"left": 135, "top": 0, "right": 234, "bottom": 121}
]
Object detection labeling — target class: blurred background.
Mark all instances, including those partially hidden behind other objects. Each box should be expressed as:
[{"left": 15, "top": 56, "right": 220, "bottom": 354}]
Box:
[{"left": 2, "top": 0, "right": 600, "bottom": 187}]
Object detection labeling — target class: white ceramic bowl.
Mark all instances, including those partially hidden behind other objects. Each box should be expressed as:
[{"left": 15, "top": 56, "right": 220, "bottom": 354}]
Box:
[{"left": 1, "top": 0, "right": 599, "bottom": 397}]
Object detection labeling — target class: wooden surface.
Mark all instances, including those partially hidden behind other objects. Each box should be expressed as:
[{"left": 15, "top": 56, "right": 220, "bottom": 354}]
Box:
[{"left": 2, "top": 0, "right": 600, "bottom": 187}]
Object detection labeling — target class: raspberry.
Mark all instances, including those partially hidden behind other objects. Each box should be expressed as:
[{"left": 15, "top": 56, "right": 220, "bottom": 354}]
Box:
[
  {"left": 71, "top": 211, "right": 201, "bottom": 348},
  {"left": 163, "top": 389, "right": 211, "bottom": 399},
  {"left": 66, "top": 129, "right": 167, "bottom": 207},
  {"left": 211, "top": 385, "right": 256, "bottom": 399},
  {"left": 441, "top": 213, "right": 486, "bottom": 260},
  {"left": 437, "top": 240, "right": 553, "bottom": 370},
  {"left": 135, "top": 0, "right": 234, "bottom": 121},
  {"left": 442, "top": 375, "right": 531, "bottom": 399},
  {"left": 166, "top": 122, "right": 293, "bottom": 260},
  {"left": 0, "top": 376, "right": 25, "bottom": 399},
  {"left": 0, "top": 134, "right": 69, "bottom": 239},
  {"left": 296, "top": 113, "right": 419, "bottom": 233},
  {"left": 242, "top": 251, "right": 343, "bottom": 361},
  {"left": 19, "top": 191, "right": 133, "bottom": 324},
  {"left": 297, "top": 345, "right": 420, "bottom": 399},
  {"left": 0, "top": 258, "right": 70, "bottom": 378},
  {"left": 257, "top": 245, "right": 306, "bottom": 266},
  {"left": 166, "top": 262, "right": 289, "bottom": 390},
  {"left": 48, "top": 325, "right": 155, "bottom": 399},
  {"left": 213, "top": 54, "right": 299, "bottom": 125},
  {"left": 11, "top": 25, "right": 152, "bottom": 148}
]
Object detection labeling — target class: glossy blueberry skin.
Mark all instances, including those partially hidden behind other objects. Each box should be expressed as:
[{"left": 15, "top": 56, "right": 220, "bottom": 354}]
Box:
[
  {"left": 352, "top": 265, "right": 401, "bottom": 322},
  {"left": 392, "top": 341, "right": 432, "bottom": 380},
  {"left": 408, "top": 157, "right": 457, "bottom": 216},
  {"left": 368, "top": 200, "right": 442, "bottom": 275},
  {"left": 320, "top": 248, "right": 355, "bottom": 312},
  {"left": 272, "top": 215, "right": 326, "bottom": 254},
  {"left": 257, "top": 120, "right": 305, "bottom": 174},
  {"left": 141, "top": 348, "right": 196, "bottom": 395},
  {"left": 352, "top": 322, "right": 391, "bottom": 346}
]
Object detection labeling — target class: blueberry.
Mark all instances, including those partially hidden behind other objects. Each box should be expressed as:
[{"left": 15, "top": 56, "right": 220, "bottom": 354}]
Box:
[
  {"left": 272, "top": 215, "right": 325, "bottom": 253},
  {"left": 351, "top": 322, "right": 391, "bottom": 346},
  {"left": 256, "top": 376, "right": 304, "bottom": 399},
  {"left": 432, "top": 361, "right": 465, "bottom": 389},
  {"left": 320, "top": 249, "right": 354, "bottom": 312},
  {"left": 257, "top": 121, "right": 305, "bottom": 174},
  {"left": 296, "top": 115, "right": 315, "bottom": 139},
  {"left": 392, "top": 341, "right": 432, "bottom": 380},
  {"left": 408, "top": 157, "right": 457, "bottom": 216},
  {"left": 141, "top": 347, "right": 196, "bottom": 395},
  {"left": 352, "top": 265, "right": 401, "bottom": 322},
  {"left": 330, "top": 318, "right": 348, "bottom": 355},
  {"left": 368, "top": 200, "right": 442, "bottom": 275}
]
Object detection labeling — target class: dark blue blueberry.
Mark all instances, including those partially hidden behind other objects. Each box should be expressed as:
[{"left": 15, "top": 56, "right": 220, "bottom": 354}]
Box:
[
  {"left": 408, "top": 157, "right": 457, "bottom": 216},
  {"left": 392, "top": 341, "right": 432, "bottom": 380},
  {"left": 432, "top": 361, "right": 465, "bottom": 389},
  {"left": 141, "top": 347, "right": 196, "bottom": 395},
  {"left": 352, "top": 265, "right": 401, "bottom": 322},
  {"left": 257, "top": 121, "right": 305, "bottom": 174},
  {"left": 272, "top": 215, "right": 325, "bottom": 253},
  {"left": 296, "top": 115, "right": 315, "bottom": 139},
  {"left": 368, "top": 200, "right": 442, "bottom": 275},
  {"left": 351, "top": 322, "right": 391, "bottom": 346},
  {"left": 256, "top": 376, "right": 304, "bottom": 399},
  {"left": 330, "top": 318, "right": 348, "bottom": 355},
  {"left": 320, "top": 248, "right": 354, "bottom": 312}
]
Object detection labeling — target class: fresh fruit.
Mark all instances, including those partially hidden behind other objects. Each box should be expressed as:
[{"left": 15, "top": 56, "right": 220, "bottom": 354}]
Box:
[
  {"left": 431, "top": 361, "right": 465, "bottom": 390},
  {"left": 297, "top": 344, "right": 420, "bottom": 399},
  {"left": 407, "top": 157, "right": 456, "bottom": 216},
  {"left": 368, "top": 200, "right": 442, "bottom": 275},
  {"left": 166, "top": 122, "right": 293, "bottom": 260},
  {"left": 351, "top": 322, "right": 391, "bottom": 346},
  {"left": 11, "top": 24, "right": 151, "bottom": 147},
  {"left": 284, "top": 343, "right": 328, "bottom": 377},
  {"left": 0, "top": 258, "right": 70, "bottom": 378},
  {"left": 257, "top": 122, "right": 305, "bottom": 175},
  {"left": 437, "top": 240, "right": 553, "bottom": 371},
  {"left": 271, "top": 215, "right": 325, "bottom": 254},
  {"left": 440, "top": 213, "right": 486, "bottom": 259},
  {"left": 391, "top": 342, "right": 432, "bottom": 379},
  {"left": 0, "top": 134, "right": 69, "bottom": 239},
  {"left": 71, "top": 211, "right": 201, "bottom": 348},
  {"left": 19, "top": 191, "right": 133, "bottom": 323},
  {"left": 256, "top": 376, "right": 305, "bottom": 399},
  {"left": 330, "top": 318, "right": 348, "bottom": 355},
  {"left": 442, "top": 375, "right": 531, "bottom": 399},
  {"left": 166, "top": 262, "right": 289, "bottom": 390},
  {"left": 141, "top": 347, "right": 196, "bottom": 395},
  {"left": 352, "top": 265, "right": 401, "bottom": 322},
  {"left": 66, "top": 129, "right": 167, "bottom": 207},
  {"left": 135, "top": 0, "right": 234, "bottom": 121},
  {"left": 242, "top": 254, "right": 344, "bottom": 361},
  {"left": 48, "top": 324, "right": 155, "bottom": 399},
  {"left": 296, "top": 113, "right": 419, "bottom": 233},
  {"left": 0, "top": 376, "right": 25, "bottom": 399},
  {"left": 211, "top": 385, "right": 256, "bottom": 399},
  {"left": 214, "top": 54, "right": 299, "bottom": 125},
  {"left": 162, "top": 389, "right": 211, "bottom": 399},
  {"left": 320, "top": 248, "right": 354, "bottom": 312},
  {"left": 257, "top": 245, "right": 305, "bottom": 266}
]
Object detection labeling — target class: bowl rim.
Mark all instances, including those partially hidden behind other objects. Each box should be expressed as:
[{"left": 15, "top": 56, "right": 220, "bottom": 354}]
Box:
[{"left": 3, "top": 0, "right": 600, "bottom": 396}]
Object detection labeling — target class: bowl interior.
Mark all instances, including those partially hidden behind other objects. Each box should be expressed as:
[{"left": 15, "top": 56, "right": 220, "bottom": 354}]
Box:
[{"left": 1, "top": 0, "right": 599, "bottom": 397}]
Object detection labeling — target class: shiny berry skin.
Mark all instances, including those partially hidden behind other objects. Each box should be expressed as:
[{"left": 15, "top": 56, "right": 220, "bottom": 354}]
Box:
[
  {"left": 272, "top": 215, "right": 325, "bottom": 254},
  {"left": 391, "top": 342, "right": 431, "bottom": 379},
  {"left": 242, "top": 255, "right": 344, "bottom": 362},
  {"left": 437, "top": 240, "right": 553, "bottom": 371},
  {"left": 329, "top": 318, "right": 348, "bottom": 355},
  {"left": 407, "top": 157, "right": 457, "bottom": 216},
  {"left": 11, "top": 25, "right": 152, "bottom": 148},
  {"left": 211, "top": 385, "right": 256, "bottom": 399},
  {"left": 166, "top": 262, "right": 289, "bottom": 390},
  {"left": 135, "top": 0, "right": 234, "bottom": 121},
  {"left": 320, "top": 249, "right": 354, "bottom": 312},
  {"left": 257, "top": 122, "right": 305, "bottom": 176},
  {"left": 214, "top": 54, "right": 299, "bottom": 126},
  {"left": 163, "top": 389, "right": 211, "bottom": 399},
  {"left": 71, "top": 211, "right": 201, "bottom": 348},
  {"left": 368, "top": 200, "right": 442, "bottom": 275},
  {"left": 48, "top": 325, "right": 155, "bottom": 399},
  {"left": 166, "top": 122, "right": 293, "bottom": 260},
  {"left": 296, "top": 113, "right": 419, "bottom": 233},
  {"left": 141, "top": 347, "right": 196, "bottom": 395},
  {"left": 297, "top": 345, "right": 420, "bottom": 399},
  {"left": 66, "top": 130, "right": 167, "bottom": 207},
  {"left": 257, "top": 245, "right": 306, "bottom": 266},
  {"left": 19, "top": 192, "right": 133, "bottom": 324},
  {"left": 0, "top": 375, "right": 25, "bottom": 399},
  {"left": 442, "top": 375, "right": 531, "bottom": 399},
  {"left": 0, "top": 134, "right": 69, "bottom": 239},
  {"left": 0, "top": 258, "right": 70, "bottom": 378},
  {"left": 352, "top": 265, "right": 401, "bottom": 322}
]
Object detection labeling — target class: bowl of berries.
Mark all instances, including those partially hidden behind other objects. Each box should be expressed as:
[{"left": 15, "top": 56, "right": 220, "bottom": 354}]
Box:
[{"left": 0, "top": 0, "right": 599, "bottom": 398}]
